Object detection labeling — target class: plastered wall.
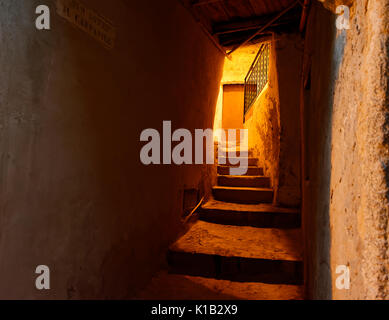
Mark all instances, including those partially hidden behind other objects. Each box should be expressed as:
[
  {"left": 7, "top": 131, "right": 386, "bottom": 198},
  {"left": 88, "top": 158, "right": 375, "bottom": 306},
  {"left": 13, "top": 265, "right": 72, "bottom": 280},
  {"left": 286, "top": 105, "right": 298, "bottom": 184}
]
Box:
[
  {"left": 222, "top": 43, "right": 261, "bottom": 84},
  {"left": 244, "top": 43, "right": 280, "bottom": 202},
  {"left": 0, "top": 0, "right": 224, "bottom": 299},
  {"left": 244, "top": 35, "right": 302, "bottom": 207},
  {"left": 274, "top": 34, "right": 302, "bottom": 207},
  {"left": 213, "top": 43, "right": 260, "bottom": 140}
]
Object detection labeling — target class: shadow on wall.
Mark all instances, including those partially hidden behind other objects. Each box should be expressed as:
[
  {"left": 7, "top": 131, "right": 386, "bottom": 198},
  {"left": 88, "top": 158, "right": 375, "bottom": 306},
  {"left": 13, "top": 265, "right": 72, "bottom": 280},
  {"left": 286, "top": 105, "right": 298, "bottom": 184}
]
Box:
[
  {"left": 0, "top": 0, "right": 224, "bottom": 299},
  {"left": 304, "top": 1, "right": 345, "bottom": 299}
]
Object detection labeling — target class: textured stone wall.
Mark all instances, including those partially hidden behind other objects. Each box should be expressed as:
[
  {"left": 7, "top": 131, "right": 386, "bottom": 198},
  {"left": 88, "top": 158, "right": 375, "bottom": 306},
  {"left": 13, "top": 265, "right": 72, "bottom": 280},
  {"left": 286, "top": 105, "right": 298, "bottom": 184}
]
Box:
[{"left": 304, "top": 0, "right": 389, "bottom": 299}]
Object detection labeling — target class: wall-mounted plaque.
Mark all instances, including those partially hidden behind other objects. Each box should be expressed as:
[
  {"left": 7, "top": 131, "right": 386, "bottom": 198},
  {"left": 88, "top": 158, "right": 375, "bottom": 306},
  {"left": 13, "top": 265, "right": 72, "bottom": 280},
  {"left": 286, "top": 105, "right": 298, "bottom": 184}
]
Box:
[{"left": 56, "top": 0, "right": 116, "bottom": 49}]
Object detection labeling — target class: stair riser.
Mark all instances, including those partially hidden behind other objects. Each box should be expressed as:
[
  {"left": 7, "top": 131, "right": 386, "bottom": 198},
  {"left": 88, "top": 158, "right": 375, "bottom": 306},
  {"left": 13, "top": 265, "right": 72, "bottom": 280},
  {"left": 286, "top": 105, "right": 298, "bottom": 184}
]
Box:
[
  {"left": 217, "top": 166, "right": 263, "bottom": 176},
  {"left": 217, "top": 157, "right": 258, "bottom": 166},
  {"left": 167, "top": 251, "right": 303, "bottom": 285},
  {"left": 215, "top": 150, "right": 254, "bottom": 157},
  {"left": 199, "top": 209, "right": 301, "bottom": 229},
  {"left": 218, "top": 176, "right": 270, "bottom": 188},
  {"left": 215, "top": 142, "right": 241, "bottom": 148},
  {"left": 213, "top": 188, "right": 273, "bottom": 204}
]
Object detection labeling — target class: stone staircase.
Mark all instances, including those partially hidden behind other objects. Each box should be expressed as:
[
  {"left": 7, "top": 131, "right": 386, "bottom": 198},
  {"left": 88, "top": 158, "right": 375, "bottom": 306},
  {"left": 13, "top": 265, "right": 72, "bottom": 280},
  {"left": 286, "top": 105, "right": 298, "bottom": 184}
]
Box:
[
  {"left": 165, "top": 143, "right": 303, "bottom": 299},
  {"left": 136, "top": 143, "right": 303, "bottom": 300}
]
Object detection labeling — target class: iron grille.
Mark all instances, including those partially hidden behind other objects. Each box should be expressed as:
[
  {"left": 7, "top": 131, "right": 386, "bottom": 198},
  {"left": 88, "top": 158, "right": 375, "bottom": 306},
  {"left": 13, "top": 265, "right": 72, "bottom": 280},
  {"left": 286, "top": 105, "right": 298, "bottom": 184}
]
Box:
[{"left": 244, "top": 43, "right": 270, "bottom": 118}]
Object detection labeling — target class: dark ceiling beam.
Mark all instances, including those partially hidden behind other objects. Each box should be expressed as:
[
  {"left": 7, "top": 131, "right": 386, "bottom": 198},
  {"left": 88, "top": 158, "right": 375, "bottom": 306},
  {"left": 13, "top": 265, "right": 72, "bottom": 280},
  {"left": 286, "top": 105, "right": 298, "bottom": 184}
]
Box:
[
  {"left": 220, "top": 32, "right": 273, "bottom": 47},
  {"left": 219, "top": 1, "right": 231, "bottom": 19},
  {"left": 218, "top": 22, "right": 298, "bottom": 47},
  {"left": 213, "top": 10, "right": 300, "bottom": 35},
  {"left": 299, "top": 0, "right": 310, "bottom": 32},
  {"left": 227, "top": 0, "right": 300, "bottom": 55},
  {"left": 245, "top": 0, "right": 256, "bottom": 16}
]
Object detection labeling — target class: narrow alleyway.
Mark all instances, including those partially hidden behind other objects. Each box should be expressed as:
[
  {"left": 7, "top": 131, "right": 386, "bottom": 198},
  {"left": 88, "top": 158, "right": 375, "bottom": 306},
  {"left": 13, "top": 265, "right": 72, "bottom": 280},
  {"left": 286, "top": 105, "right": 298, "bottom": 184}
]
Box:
[
  {"left": 137, "top": 142, "right": 303, "bottom": 300},
  {"left": 1, "top": 0, "right": 388, "bottom": 301}
]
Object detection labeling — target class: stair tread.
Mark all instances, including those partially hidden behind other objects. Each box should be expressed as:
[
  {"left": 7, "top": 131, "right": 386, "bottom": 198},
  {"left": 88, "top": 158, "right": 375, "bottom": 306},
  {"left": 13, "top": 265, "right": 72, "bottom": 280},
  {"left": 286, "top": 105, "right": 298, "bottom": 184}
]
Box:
[
  {"left": 217, "top": 157, "right": 258, "bottom": 166},
  {"left": 217, "top": 156, "right": 257, "bottom": 160},
  {"left": 217, "top": 166, "right": 263, "bottom": 177},
  {"left": 217, "top": 174, "right": 267, "bottom": 179},
  {"left": 135, "top": 271, "right": 303, "bottom": 300},
  {"left": 219, "top": 146, "right": 249, "bottom": 150},
  {"left": 170, "top": 221, "right": 302, "bottom": 262},
  {"left": 217, "top": 165, "right": 259, "bottom": 168},
  {"left": 213, "top": 186, "right": 273, "bottom": 192},
  {"left": 202, "top": 199, "right": 299, "bottom": 214}
]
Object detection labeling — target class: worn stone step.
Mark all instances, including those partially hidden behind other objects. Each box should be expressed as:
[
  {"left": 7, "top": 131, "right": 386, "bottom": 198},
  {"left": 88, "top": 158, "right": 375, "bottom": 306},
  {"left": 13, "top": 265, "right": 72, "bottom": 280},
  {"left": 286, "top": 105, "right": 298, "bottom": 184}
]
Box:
[
  {"left": 134, "top": 271, "right": 303, "bottom": 300},
  {"left": 217, "top": 165, "right": 263, "bottom": 176},
  {"left": 167, "top": 221, "right": 303, "bottom": 284},
  {"left": 216, "top": 148, "right": 253, "bottom": 157},
  {"left": 199, "top": 199, "right": 300, "bottom": 228},
  {"left": 218, "top": 175, "right": 270, "bottom": 188},
  {"left": 213, "top": 186, "right": 273, "bottom": 204},
  {"left": 215, "top": 140, "right": 241, "bottom": 147},
  {"left": 217, "top": 157, "right": 258, "bottom": 166}
]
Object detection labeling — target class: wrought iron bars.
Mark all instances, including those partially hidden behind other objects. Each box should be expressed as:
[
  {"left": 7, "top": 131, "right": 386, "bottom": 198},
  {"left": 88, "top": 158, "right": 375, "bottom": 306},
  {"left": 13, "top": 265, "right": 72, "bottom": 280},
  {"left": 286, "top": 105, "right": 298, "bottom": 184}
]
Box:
[{"left": 243, "top": 43, "right": 270, "bottom": 119}]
